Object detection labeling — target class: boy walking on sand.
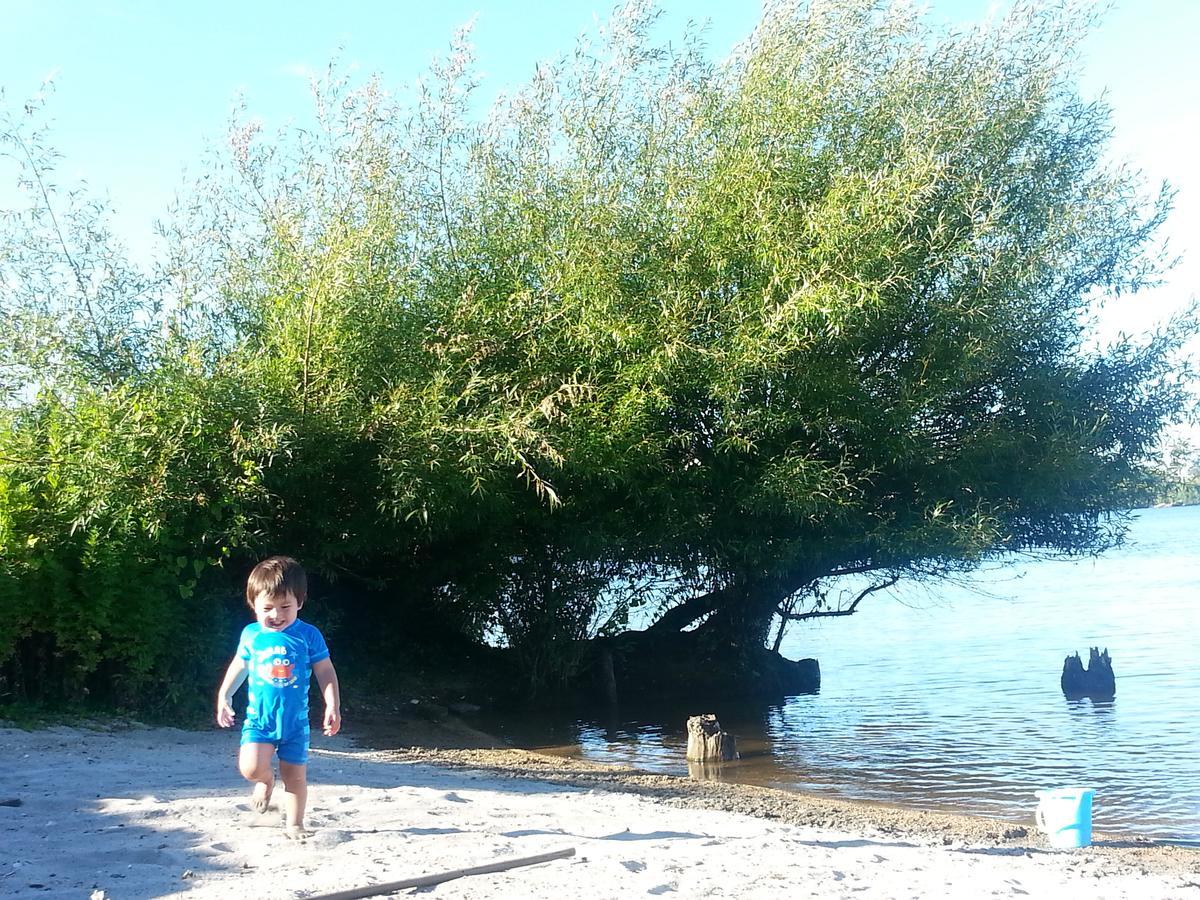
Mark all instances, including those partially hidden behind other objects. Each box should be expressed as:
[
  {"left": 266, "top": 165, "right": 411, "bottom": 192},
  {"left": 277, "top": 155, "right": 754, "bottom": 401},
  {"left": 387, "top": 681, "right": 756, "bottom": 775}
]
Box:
[{"left": 216, "top": 556, "right": 341, "bottom": 839}]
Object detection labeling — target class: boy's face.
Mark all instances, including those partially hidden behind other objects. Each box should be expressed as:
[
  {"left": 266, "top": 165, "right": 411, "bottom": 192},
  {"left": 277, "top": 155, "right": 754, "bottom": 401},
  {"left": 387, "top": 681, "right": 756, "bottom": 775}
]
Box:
[{"left": 251, "top": 590, "right": 301, "bottom": 632}]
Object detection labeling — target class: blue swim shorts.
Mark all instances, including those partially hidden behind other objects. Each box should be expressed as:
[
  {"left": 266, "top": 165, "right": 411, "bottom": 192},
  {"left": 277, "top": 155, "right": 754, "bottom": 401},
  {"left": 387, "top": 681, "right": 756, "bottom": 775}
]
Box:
[{"left": 240, "top": 727, "right": 309, "bottom": 765}]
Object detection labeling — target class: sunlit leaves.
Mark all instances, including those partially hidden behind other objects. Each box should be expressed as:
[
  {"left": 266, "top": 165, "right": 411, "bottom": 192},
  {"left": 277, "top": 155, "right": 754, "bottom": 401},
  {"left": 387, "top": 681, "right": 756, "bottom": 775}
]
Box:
[{"left": 1, "top": 1, "right": 1195, "bottom": 702}]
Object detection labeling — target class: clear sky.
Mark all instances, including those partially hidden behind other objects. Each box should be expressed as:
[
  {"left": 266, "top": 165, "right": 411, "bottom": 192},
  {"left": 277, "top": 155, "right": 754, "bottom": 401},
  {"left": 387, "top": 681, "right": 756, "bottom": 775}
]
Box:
[{"left": 2, "top": 0, "right": 1197, "bottom": 352}]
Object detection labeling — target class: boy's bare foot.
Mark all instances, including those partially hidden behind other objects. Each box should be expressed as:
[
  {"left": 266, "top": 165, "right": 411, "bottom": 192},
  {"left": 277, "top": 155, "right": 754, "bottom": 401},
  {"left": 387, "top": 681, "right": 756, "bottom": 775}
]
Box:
[
  {"left": 251, "top": 778, "right": 274, "bottom": 814},
  {"left": 284, "top": 824, "right": 310, "bottom": 841}
]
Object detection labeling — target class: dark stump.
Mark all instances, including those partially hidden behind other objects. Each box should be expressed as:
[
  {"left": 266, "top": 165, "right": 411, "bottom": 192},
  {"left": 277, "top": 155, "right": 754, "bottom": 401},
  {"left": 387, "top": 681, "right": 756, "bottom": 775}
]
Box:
[{"left": 1061, "top": 646, "right": 1115, "bottom": 700}]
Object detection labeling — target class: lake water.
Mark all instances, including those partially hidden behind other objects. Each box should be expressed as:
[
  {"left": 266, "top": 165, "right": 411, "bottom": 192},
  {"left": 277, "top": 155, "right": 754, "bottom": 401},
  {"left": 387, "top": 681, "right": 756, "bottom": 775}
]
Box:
[{"left": 483, "top": 506, "right": 1200, "bottom": 844}]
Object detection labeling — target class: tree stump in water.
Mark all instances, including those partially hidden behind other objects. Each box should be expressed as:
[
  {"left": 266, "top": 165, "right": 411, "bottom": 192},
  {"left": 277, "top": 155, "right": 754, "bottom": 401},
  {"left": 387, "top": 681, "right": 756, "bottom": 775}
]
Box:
[
  {"left": 686, "top": 714, "right": 737, "bottom": 762},
  {"left": 1061, "top": 647, "right": 1115, "bottom": 700}
]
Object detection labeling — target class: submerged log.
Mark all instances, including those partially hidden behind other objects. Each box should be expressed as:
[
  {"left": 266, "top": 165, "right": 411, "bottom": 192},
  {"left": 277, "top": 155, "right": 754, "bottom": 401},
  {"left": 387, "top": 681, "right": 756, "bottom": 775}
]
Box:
[
  {"left": 686, "top": 714, "right": 738, "bottom": 762},
  {"left": 1061, "top": 646, "right": 1115, "bottom": 699}
]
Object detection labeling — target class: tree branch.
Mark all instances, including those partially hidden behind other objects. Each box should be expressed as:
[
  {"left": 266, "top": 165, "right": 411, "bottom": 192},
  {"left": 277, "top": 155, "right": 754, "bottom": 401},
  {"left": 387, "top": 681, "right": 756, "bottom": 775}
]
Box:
[{"left": 776, "top": 575, "right": 899, "bottom": 624}]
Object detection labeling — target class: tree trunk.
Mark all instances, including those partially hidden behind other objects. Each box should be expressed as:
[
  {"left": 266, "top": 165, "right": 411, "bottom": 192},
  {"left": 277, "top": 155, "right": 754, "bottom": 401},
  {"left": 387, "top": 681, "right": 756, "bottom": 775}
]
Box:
[
  {"left": 691, "top": 577, "right": 780, "bottom": 649},
  {"left": 598, "top": 646, "right": 618, "bottom": 706},
  {"left": 652, "top": 568, "right": 821, "bottom": 645}
]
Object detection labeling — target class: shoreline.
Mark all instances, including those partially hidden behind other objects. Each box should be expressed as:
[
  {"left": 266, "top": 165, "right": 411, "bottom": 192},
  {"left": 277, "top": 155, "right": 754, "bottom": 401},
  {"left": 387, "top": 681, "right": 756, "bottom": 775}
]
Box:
[
  {"left": 376, "top": 746, "right": 1198, "bottom": 871},
  {"left": 350, "top": 706, "right": 1198, "bottom": 852},
  {"left": 1, "top": 719, "right": 1197, "bottom": 898}
]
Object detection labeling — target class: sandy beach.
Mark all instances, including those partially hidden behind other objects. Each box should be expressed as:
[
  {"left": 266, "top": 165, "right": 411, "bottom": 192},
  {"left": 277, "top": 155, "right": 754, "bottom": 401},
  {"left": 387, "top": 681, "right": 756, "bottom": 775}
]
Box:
[{"left": 1, "top": 722, "right": 1196, "bottom": 899}]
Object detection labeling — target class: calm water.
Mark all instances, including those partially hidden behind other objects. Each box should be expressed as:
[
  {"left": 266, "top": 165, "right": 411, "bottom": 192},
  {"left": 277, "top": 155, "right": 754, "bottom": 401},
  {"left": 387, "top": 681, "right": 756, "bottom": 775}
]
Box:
[{"left": 483, "top": 506, "right": 1200, "bottom": 844}]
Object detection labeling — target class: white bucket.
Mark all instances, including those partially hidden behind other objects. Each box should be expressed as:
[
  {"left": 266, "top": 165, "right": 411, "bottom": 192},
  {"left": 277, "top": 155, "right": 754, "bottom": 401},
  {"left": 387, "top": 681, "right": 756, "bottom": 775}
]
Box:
[{"left": 1035, "top": 787, "right": 1094, "bottom": 849}]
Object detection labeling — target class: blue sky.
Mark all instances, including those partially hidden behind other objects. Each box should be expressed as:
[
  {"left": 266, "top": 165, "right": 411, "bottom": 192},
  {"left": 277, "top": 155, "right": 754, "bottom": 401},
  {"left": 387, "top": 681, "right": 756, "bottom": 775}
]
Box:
[{"left": 2, "top": 0, "right": 1197, "bottom": 352}]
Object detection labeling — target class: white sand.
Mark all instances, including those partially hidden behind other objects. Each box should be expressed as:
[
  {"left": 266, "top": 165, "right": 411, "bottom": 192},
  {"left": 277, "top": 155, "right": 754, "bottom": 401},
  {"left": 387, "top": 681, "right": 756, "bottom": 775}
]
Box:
[{"left": 0, "top": 724, "right": 1194, "bottom": 899}]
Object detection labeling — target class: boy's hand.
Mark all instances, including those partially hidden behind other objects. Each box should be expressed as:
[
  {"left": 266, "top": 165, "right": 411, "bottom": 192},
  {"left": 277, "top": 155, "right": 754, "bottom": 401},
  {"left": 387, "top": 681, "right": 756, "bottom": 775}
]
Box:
[
  {"left": 216, "top": 700, "right": 236, "bottom": 728},
  {"left": 323, "top": 706, "right": 341, "bottom": 737}
]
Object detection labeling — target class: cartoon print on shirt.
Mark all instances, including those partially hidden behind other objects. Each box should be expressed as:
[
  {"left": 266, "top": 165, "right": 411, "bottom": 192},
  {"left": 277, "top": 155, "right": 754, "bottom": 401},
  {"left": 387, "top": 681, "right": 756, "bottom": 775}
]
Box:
[
  {"left": 254, "top": 645, "right": 298, "bottom": 688},
  {"left": 269, "top": 658, "right": 295, "bottom": 681}
]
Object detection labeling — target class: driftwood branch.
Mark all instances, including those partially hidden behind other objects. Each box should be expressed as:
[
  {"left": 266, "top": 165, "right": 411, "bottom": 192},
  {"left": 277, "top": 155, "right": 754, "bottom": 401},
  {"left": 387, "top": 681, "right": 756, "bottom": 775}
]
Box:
[{"left": 305, "top": 847, "right": 577, "bottom": 900}]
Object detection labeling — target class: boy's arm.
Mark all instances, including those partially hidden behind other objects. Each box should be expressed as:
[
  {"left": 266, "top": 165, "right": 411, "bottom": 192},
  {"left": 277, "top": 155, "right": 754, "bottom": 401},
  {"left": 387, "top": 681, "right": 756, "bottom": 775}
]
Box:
[
  {"left": 216, "top": 657, "right": 248, "bottom": 728},
  {"left": 312, "top": 658, "right": 341, "bottom": 736}
]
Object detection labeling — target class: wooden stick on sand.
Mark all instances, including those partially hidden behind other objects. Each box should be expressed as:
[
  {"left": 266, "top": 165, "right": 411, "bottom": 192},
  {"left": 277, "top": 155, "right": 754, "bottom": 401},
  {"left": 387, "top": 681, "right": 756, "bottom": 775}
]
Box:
[{"left": 304, "top": 847, "right": 577, "bottom": 900}]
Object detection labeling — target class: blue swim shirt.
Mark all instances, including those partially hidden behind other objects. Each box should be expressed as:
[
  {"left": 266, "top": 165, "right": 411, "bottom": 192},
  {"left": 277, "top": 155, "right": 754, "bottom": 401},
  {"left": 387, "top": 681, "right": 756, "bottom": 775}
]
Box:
[{"left": 237, "top": 619, "right": 330, "bottom": 742}]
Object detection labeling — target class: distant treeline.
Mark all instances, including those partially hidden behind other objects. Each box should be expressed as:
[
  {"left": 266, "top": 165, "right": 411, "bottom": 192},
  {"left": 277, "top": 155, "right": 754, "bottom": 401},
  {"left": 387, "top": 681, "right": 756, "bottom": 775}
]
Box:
[
  {"left": 1148, "top": 441, "right": 1200, "bottom": 507},
  {"left": 1151, "top": 478, "right": 1200, "bottom": 507}
]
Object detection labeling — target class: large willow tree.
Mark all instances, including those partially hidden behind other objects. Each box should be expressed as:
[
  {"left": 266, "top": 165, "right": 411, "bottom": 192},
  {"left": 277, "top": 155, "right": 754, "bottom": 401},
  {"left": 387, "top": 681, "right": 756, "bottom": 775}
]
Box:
[
  {"left": 2, "top": 0, "right": 1193, "bottom": 703},
  {"left": 332, "top": 0, "right": 1187, "bottom": 653}
]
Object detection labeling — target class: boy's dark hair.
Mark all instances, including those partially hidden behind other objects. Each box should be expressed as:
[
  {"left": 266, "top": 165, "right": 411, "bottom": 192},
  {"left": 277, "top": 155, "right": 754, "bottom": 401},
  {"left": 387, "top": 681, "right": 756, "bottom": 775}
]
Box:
[{"left": 246, "top": 556, "right": 307, "bottom": 607}]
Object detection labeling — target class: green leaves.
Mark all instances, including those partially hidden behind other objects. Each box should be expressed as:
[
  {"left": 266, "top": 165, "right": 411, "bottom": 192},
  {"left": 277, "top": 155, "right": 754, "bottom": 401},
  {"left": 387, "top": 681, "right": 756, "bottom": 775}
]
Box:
[{"left": 1, "top": 1, "right": 1195, "bottom": 705}]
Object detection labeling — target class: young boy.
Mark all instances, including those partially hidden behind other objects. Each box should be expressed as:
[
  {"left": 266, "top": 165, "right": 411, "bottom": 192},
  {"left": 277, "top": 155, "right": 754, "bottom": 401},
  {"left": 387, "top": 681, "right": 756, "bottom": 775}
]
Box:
[{"left": 216, "top": 555, "right": 341, "bottom": 839}]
